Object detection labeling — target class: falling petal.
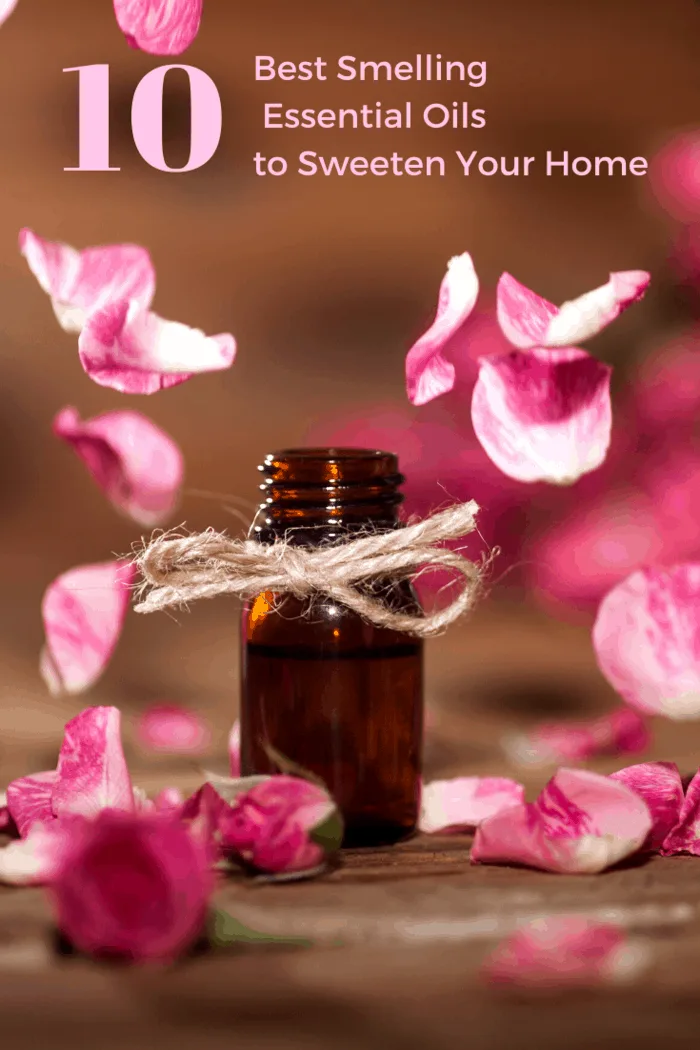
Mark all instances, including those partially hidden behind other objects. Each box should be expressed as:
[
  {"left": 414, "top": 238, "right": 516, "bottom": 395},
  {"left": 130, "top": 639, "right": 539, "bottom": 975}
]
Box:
[
  {"left": 471, "top": 768, "right": 651, "bottom": 874},
  {"left": 661, "top": 769, "right": 700, "bottom": 856},
  {"left": 528, "top": 491, "right": 665, "bottom": 612},
  {"left": 113, "top": 0, "right": 203, "bottom": 56},
  {"left": 18, "top": 229, "right": 155, "bottom": 334},
  {"left": 593, "top": 564, "right": 700, "bottom": 719},
  {"left": 40, "top": 561, "right": 135, "bottom": 695},
  {"left": 483, "top": 916, "right": 650, "bottom": 987},
  {"left": 52, "top": 707, "right": 135, "bottom": 818},
  {"left": 6, "top": 772, "right": 57, "bottom": 838},
  {"left": 650, "top": 132, "right": 700, "bottom": 221},
  {"left": 497, "top": 271, "right": 650, "bottom": 350},
  {"left": 405, "top": 253, "right": 479, "bottom": 406},
  {"left": 471, "top": 347, "right": 612, "bottom": 484},
  {"left": 78, "top": 298, "right": 236, "bottom": 395},
  {"left": 229, "top": 720, "right": 241, "bottom": 777},
  {"left": 610, "top": 762, "right": 684, "bottom": 852},
  {"left": 419, "top": 777, "right": 524, "bottom": 834},
  {"left": 54, "top": 406, "right": 183, "bottom": 527},
  {"left": 0, "top": 822, "right": 68, "bottom": 887},
  {"left": 0, "top": 0, "right": 18, "bottom": 26},
  {"left": 505, "top": 708, "right": 650, "bottom": 769},
  {"left": 136, "top": 704, "right": 211, "bottom": 755}
]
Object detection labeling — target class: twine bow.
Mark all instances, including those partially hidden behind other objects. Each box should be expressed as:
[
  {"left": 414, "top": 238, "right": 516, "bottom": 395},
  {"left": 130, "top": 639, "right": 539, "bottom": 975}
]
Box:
[{"left": 133, "top": 501, "right": 483, "bottom": 638}]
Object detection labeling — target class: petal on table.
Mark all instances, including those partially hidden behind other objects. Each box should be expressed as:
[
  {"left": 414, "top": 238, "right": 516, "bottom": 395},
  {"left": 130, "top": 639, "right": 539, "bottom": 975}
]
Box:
[
  {"left": 471, "top": 768, "right": 651, "bottom": 874},
  {"left": 0, "top": 822, "right": 68, "bottom": 887},
  {"left": 505, "top": 708, "right": 650, "bottom": 769},
  {"left": 471, "top": 347, "right": 612, "bottom": 484},
  {"left": 113, "top": 0, "right": 203, "bottom": 56},
  {"left": 78, "top": 299, "right": 236, "bottom": 395},
  {"left": 228, "top": 720, "right": 241, "bottom": 777},
  {"left": 592, "top": 564, "right": 700, "bottom": 719},
  {"left": 136, "top": 704, "right": 211, "bottom": 755},
  {"left": 19, "top": 229, "right": 155, "bottom": 334},
  {"left": 40, "top": 561, "right": 136, "bottom": 695},
  {"left": 0, "top": 0, "right": 19, "bottom": 26},
  {"left": 497, "top": 271, "right": 650, "bottom": 350},
  {"left": 610, "top": 762, "right": 684, "bottom": 852},
  {"left": 419, "top": 776, "right": 524, "bottom": 834},
  {"left": 6, "top": 772, "right": 57, "bottom": 838},
  {"left": 54, "top": 406, "right": 183, "bottom": 527},
  {"left": 482, "top": 916, "right": 649, "bottom": 987},
  {"left": 405, "top": 253, "right": 479, "bottom": 406},
  {"left": 53, "top": 707, "right": 135, "bottom": 818},
  {"left": 661, "top": 769, "right": 700, "bottom": 856}
]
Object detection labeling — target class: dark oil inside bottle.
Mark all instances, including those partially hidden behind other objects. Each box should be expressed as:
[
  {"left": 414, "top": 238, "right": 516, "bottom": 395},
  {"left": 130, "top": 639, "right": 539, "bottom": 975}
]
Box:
[{"left": 240, "top": 448, "right": 424, "bottom": 847}]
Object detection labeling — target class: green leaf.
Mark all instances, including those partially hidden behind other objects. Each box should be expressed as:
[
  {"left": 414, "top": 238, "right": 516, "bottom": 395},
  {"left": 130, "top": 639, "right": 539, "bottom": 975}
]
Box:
[
  {"left": 208, "top": 909, "right": 312, "bottom": 950},
  {"left": 262, "top": 742, "right": 328, "bottom": 789},
  {"left": 309, "top": 808, "right": 344, "bottom": 854}
]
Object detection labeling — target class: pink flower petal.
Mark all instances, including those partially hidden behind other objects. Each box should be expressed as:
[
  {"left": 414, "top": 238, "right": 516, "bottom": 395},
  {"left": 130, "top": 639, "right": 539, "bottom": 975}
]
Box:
[
  {"left": 471, "top": 347, "right": 612, "bottom": 484},
  {"left": 113, "top": 0, "right": 203, "bottom": 56},
  {"left": 52, "top": 707, "right": 135, "bottom": 818},
  {"left": 497, "top": 271, "right": 650, "bottom": 350},
  {"left": 136, "top": 704, "right": 211, "bottom": 755},
  {"left": 0, "top": 822, "right": 68, "bottom": 887},
  {"left": 19, "top": 230, "right": 155, "bottom": 334},
  {"left": 6, "top": 772, "right": 57, "bottom": 838},
  {"left": 483, "top": 916, "right": 649, "bottom": 987},
  {"left": 471, "top": 768, "right": 651, "bottom": 874},
  {"left": 54, "top": 407, "right": 183, "bottom": 527},
  {"left": 40, "top": 561, "right": 136, "bottom": 695},
  {"left": 505, "top": 709, "right": 650, "bottom": 769},
  {"left": 419, "top": 777, "right": 524, "bottom": 834},
  {"left": 0, "top": 793, "right": 11, "bottom": 834},
  {"left": 593, "top": 564, "right": 700, "bottom": 719},
  {"left": 0, "top": 0, "right": 18, "bottom": 26},
  {"left": 528, "top": 491, "right": 665, "bottom": 611},
  {"left": 405, "top": 254, "right": 479, "bottom": 406},
  {"left": 661, "top": 769, "right": 700, "bottom": 856},
  {"left": 632, "top": 331, "right": 700, "bottom": 429},
  {"left": 78, "top": 299, "right": 236, "bottom": 395},
  {"left": 610, "top": 762, "right": 684, "bottom": 852},
  {"left": 228, "top": 720, "right": 240, "bottom": 777},
  {"left": 650, "top": 132, "right": 700, "bottom": 221}
]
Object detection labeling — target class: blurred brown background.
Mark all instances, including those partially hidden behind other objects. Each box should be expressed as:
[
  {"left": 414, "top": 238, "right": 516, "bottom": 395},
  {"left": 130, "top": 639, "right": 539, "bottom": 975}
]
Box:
[{"left": 0, "top": 0, "right": 698, "bottom": 778}]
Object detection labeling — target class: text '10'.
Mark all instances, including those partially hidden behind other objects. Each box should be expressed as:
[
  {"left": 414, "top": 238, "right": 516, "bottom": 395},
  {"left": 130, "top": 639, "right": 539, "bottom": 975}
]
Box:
[{"left": 64, "top": 64, "right": 222, "bottom": 173}]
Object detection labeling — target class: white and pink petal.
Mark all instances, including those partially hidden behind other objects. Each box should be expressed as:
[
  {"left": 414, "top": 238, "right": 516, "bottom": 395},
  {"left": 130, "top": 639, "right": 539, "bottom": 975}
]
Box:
[
  {"left": 40, "top": 561, "right": 135, "bottom": 695},
  {"left": 52, "top": 707, "right": 135, "bottom": 818},
  {"left": 505, "top": 708, "right": 650, "bottom": 768},
  {"left": 610, "top": 762, "right": 684, "bottom": 852},
  {"left": 405, "top": 253, "right": 479, "bottom": 406},
  {"left": 496, "top": 271, "right": 650, "bottom": 350},
  {"left": 471, "top": 768, "right": 651, "bottom": 874},
  {"left": 113, "top": 0, "right": 203, "bottom": 56},
  {"left": 0, "top": 822, "right": 68, "bottom": 887},
  {"left": 6, "top": 772, "right": 57, "bottom": 838},
  {"left": 471, "top": 347, "right": 612, "bottom": 485},
  {"left": 419, "top": 776, "right": 524, "bottom": 834},
  {"left": 54, "top": 407, "right": 183, "bottom": 527},
  {"left": 19, "top": 230, "right": 155, "bottom": 334},
  {"left": 78, "top": 299, "right": 236, "bottom": 395},
  {"left": 482, "top": 916, "right": 649, "bottom": 987},
  {"left": 592, "top": 564, "right": 700, "bottom": 719}
]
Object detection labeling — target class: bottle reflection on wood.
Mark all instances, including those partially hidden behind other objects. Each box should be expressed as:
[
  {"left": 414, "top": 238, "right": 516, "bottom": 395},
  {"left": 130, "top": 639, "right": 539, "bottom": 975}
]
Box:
[{"left": 240, "top": 448, "right": 424, "bottom": 847}]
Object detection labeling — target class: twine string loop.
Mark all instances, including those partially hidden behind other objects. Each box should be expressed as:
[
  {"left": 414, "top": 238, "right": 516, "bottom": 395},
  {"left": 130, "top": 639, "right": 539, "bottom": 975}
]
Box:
[{"left": 133, "top": 501, "right": 483, "bottom": 638}]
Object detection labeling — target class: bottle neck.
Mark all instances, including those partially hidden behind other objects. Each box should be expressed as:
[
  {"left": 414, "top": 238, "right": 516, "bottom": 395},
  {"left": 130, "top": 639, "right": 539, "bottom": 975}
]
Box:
[{"left": 251, "top": 448, "right": 404, "bottom": 546}]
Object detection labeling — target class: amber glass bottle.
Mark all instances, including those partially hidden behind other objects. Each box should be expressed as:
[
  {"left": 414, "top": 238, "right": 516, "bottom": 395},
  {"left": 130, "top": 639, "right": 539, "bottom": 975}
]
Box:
[{"left": 240, "top": 448, "right": 424, "bottom": 847}]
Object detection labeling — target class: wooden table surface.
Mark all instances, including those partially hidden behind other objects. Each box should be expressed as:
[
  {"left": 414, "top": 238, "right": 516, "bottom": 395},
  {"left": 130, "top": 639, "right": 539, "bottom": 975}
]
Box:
[{"left": 1, "top": 601, "right": 700, "bottom": 1049}]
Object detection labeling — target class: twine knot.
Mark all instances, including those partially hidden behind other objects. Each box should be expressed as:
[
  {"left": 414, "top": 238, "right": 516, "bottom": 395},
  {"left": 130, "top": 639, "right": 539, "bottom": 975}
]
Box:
[{"left": 133, "top": 501, "right": 483, "bottom": 638}]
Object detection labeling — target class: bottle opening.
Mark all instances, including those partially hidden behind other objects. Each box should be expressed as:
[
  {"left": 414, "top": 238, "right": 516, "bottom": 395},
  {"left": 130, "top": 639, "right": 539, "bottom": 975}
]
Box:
[{"left": 260, "top": 447, "right": 401, "bottom": 486}]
